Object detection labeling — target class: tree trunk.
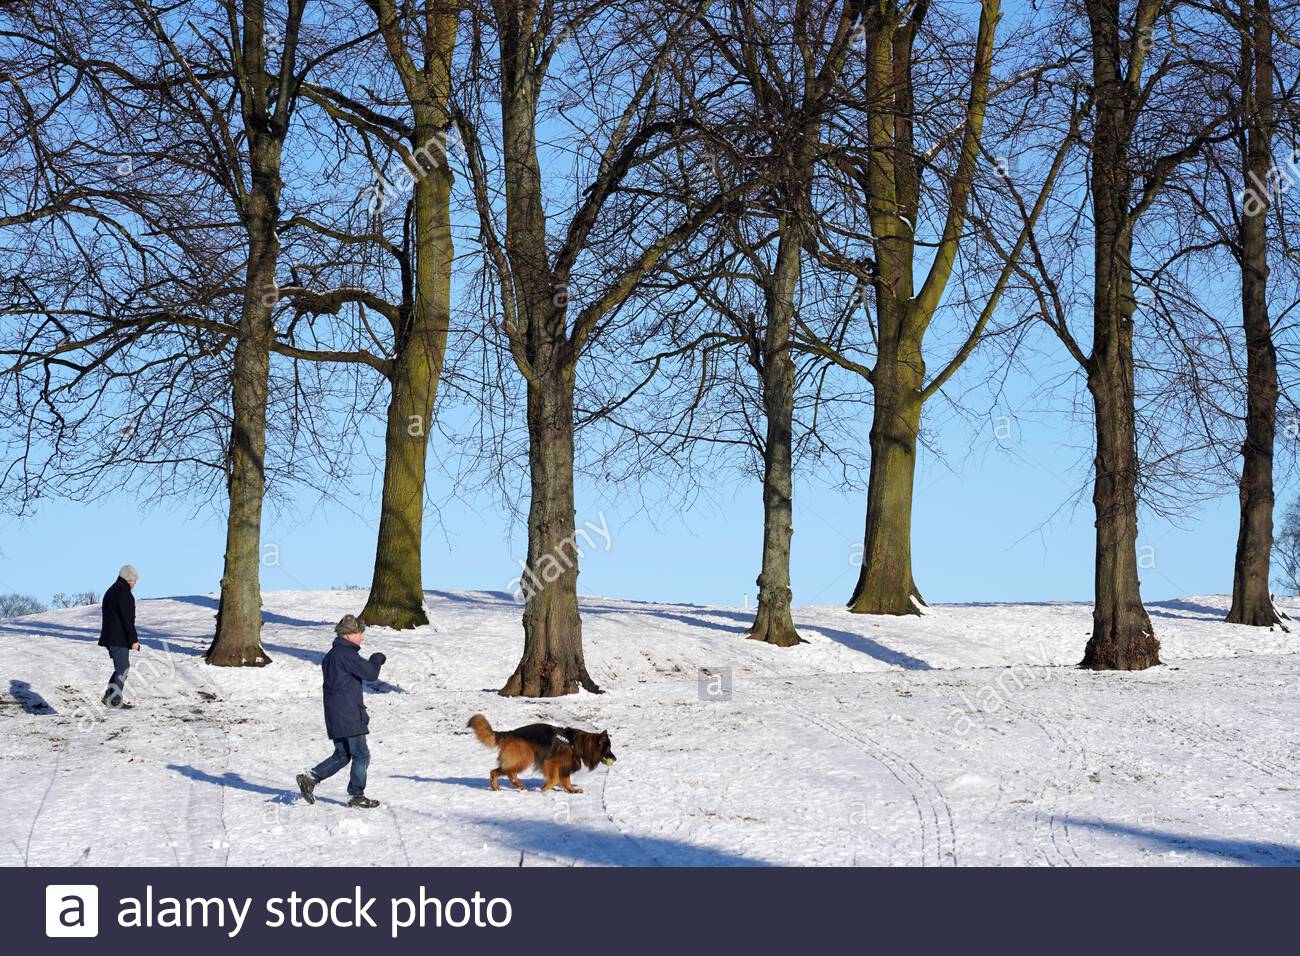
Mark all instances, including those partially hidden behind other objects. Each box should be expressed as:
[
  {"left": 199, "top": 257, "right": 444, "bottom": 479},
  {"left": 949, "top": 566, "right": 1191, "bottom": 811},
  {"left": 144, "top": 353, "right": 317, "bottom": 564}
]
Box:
[
  {"left": 362, "top": 150, "right": 452, "bottom": 630},
  {"left": 749, "top": 227, "right": 802, "bottom": 646},
  {"left": 1227, "top": 0, "right": 1282, "bottom": 627},
  {"left": 361, "top": 350, "right": 434, "bottom": 631},
  {"left": 1081, "top": 360, "right": 1159, "bottom": 669},
  {"left": 852, "top": 15, "right": 925, "bottom": 617},
  {"left": 207, "top": 172, "right": 277, "bottom": 667},
  {"left": 845, "top": 1, "right": 996, "bottom": 616},
  {"left": 849, "top": 358, "right": 924, "bottom": 615},
  {"left": 1077, "top": 0, "right": 1159, "bottom": 670},
  {"left": 500, "top": 368, "right": 600, "bottom": 696}
]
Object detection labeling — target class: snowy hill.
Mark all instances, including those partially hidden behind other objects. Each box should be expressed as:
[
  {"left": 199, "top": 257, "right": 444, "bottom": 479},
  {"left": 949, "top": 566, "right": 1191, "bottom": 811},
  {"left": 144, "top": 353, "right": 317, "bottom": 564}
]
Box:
[{"left": 1, "top": 589, "right": 1297, "bottom": 866}]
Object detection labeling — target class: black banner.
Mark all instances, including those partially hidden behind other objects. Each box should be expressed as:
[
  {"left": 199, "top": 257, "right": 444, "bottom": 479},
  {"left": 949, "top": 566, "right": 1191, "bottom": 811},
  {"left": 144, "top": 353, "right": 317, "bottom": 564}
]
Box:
[{"left": 7, "top": 867, "right": 1298, "bottom": 952}]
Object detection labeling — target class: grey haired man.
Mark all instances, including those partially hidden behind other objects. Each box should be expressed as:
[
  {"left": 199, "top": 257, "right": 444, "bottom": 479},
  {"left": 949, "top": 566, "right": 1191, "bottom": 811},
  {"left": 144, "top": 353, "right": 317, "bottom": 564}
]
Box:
[{"left": 98, "top": 564, "right": 140, "bottom": 708}]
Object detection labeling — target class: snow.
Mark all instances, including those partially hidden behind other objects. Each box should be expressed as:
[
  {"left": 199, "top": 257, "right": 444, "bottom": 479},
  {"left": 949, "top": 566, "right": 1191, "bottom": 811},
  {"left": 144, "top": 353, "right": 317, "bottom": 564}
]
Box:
[{"left": 1, "top": 589, "right": 1297, "bottom": 866}]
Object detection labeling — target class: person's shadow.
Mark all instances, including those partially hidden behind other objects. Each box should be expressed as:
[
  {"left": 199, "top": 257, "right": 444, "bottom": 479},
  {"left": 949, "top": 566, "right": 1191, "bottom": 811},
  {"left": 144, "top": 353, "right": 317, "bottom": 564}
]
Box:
[
  {"left": 9, "top": 680, "right": 56, "bottom": 715},
  {"left": 167, "top": 765, "right": 350, "bottom": 806}
]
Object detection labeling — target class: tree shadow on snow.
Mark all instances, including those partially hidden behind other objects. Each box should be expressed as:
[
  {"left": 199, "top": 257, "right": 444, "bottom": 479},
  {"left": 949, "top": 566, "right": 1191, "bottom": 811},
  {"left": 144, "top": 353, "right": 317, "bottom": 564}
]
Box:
[
  {"left": 1144, "top": 599, "right": 1227, "bottom": 622},
  {"left": 1063, "top": 817, "right": 1300, "bottom": 865},
  {"left": 9, "top": 680, "right": 57, "bottom": 715},
  {"left": 167, "top": 764, "right": 351, "bottom": 806},
  {"left": 0, "top": 619, "right": 199, "bottom": 653},
  {"left": 634, "top": 609, "right": 749, "bottom": 635},
  {"left": 470, "top": 816, "right": 772, "bottom": 867},
  {"left": 426, "top": 590, "right": 761, "bottom": 624},
  {"left": 797, "top": 625, "right": 932, "bottom": 670},
  {"left": 170, "top": 595, "right": 330, "bottom": 628},
  {"left": 425, "top": 589, "right": 518, "bottom": 606},
  {"left": 1, "top": 617, "right": 328, "bottom": 666}
]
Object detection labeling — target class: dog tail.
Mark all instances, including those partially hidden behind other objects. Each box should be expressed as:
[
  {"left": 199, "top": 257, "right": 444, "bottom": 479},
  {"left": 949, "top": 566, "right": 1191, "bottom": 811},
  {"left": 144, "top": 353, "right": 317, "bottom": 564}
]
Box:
[{"left": 467, "top": 713, "right": 497, "bottom": 748}]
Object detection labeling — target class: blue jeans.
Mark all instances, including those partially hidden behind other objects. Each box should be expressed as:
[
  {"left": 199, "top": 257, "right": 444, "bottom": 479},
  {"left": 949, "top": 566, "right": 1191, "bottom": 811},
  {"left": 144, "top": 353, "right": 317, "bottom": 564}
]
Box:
[
  {"left": 105, "top": 646, "right": 130, "bottom": 704},
  {"left": 311, "top": 735, "right": 370, "bottom": 796}
]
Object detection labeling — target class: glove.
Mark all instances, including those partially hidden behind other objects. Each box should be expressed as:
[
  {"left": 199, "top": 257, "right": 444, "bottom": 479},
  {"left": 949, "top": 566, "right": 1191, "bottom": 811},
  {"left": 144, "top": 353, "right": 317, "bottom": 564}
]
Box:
[{"left": 370, "top": 652, "right": 387, "bottom": 667}]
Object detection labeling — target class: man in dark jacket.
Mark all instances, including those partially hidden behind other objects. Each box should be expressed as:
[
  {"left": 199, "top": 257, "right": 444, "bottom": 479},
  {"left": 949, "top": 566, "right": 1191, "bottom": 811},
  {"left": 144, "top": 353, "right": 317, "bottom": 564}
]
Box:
[
  {"left": 297, "top": 614, "right": 386, "bottom": 809},
  {"left": 98, "top": 564, "right": 140, "bottom": 708}
]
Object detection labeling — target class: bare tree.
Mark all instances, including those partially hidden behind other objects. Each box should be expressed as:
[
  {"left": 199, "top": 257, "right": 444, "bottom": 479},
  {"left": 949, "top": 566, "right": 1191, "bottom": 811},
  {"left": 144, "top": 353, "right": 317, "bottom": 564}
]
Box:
[
  {"left": 773, "top": 0, "right": 1077, "bottom": 617},
  {"left": 298, "top": 0, "right": 460, "bottom": 629},
  {"left": 0, "top": 0, "right": 389, "bottom": 664},
  {"left": 1224, "top": 0, "right": 1285, "bottom": 625},
  {"left": 652, "top": 0, "right": 867, "bottom": 645},
  {"left": 1020, "top": 0, "right": 1239, "bottom": 669},
  {"left": 457, "top": 0, "right": 733, "bottom": 695}
]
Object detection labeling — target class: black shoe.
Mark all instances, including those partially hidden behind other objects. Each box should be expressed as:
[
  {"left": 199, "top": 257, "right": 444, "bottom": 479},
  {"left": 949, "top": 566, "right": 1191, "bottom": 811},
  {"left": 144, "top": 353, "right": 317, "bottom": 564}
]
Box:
[
  {"left": 348, "top": 795, "right": 380, "bottom": 809},
  {"left": 297, "top": 773, "right": 317, "bottom": 805},
  {"left": 103, "top": 687, "right": 132, "bottom": 708}
]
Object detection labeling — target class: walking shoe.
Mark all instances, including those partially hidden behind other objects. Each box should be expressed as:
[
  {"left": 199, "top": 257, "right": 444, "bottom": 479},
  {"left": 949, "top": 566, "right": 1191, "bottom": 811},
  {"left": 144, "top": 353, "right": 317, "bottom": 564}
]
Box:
[
  {"left": 296, "top": 773, "right": 317, "bottom": 805},
  {"left": 347, "top": 795, "right": 380, "bottom": 809}
]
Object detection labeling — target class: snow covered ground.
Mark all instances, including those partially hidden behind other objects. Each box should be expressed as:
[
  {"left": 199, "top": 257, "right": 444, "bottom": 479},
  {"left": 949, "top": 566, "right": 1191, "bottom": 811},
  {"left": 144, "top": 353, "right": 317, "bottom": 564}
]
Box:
[{"left": 1, "top": 588, "right": 1297, "bottom": 866}]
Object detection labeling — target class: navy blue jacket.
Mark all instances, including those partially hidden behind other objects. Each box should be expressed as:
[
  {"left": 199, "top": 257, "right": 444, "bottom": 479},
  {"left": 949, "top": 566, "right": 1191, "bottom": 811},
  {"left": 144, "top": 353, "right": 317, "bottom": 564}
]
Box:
[
  {"left": 321, "top": 637, "right": 385, "bottom": 739},
  {"left": 98, "top": 577, "right": 138, "bottom": 648}
]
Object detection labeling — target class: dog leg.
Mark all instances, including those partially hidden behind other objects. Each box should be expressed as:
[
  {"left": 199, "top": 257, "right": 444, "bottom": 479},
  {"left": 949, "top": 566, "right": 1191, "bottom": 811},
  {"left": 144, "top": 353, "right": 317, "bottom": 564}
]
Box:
[
  {"left": 540, "top": 763, "right": 560, "bottom": 793},
  {"left": 560, "top": 774, "right": 584, "bottom": 795},
  {"left": 507, "top": 772, "right": 527, "bottom": 791},
  {"left": 489, "top": 768, "right": 503, "bottom": 791}
]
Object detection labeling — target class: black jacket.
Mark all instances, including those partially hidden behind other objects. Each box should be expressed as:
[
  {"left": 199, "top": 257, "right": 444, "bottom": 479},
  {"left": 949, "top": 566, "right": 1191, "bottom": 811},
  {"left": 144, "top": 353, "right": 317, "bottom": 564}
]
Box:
[
  {"left": 98, "top": 577, "right": 138, "bottom": 648},
  {"left": 321, "top": 637, "right": 386, "bottom": 739}
]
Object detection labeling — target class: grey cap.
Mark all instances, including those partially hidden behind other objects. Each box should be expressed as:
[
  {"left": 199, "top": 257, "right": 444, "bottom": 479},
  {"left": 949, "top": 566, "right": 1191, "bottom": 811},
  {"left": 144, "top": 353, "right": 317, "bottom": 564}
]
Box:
[
  {"left": 335, "top": 614, "right": 366, "bottom": 636},
  {"left": 119, "top": 564, "right": 139, "bottom": 584}
]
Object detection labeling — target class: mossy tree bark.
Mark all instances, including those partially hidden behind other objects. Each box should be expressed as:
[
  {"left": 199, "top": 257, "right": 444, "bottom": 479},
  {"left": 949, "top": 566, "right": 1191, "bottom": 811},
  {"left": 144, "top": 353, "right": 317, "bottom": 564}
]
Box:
[
  {"left": 359, "top": 1, "right": 457, "bottom": 629},
  {"left": 207, "top": 0, "right": 306, "bottom": 666},
  {"left": 208, "top": 213, "right": 275, "bottom": 667},
  {"left": 711, "top": 3, "right": 879, "bottom": 643},
  {"left": 361, "top": 189, "right": 448, "bottom": 630},
  {"left": 1227, "top": 0, "right": 1283, "bottom": 628},
  {"left": 832, "top": 0, "right": 999, "bottom": 616},
  {"left": 849, "top": 346, "right": 925, "bottom": 614}
]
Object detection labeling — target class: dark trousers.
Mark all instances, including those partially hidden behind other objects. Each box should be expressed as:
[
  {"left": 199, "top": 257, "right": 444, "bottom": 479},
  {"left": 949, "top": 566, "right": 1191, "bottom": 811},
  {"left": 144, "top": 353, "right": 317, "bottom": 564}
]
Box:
[
  {"left": 311, "top": 735, "right": 370, "bottom": 796},
  {"left": 105, "top": 646, "right": 130, "bottom": 704}
]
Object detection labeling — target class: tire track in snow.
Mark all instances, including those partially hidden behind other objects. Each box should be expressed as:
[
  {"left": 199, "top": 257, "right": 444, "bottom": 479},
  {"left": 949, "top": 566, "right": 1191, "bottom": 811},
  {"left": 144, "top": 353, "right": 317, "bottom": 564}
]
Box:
[
  {"left": 385, "top": 805, "right": 414, "bottom": 866},
  {"left": 999, "top": 698, "right": 1086, "bottom": 867},
  {"left": 1178, "top": 714, "right": 1291, "bottom": 781},
  {"left": 175, "top": 710, "right": 232, "bottom": 866},
  {"left": 597, "top": 764, "right": 664, "bottom": 866},
  {"left": 20, "top": 690, "right": 117, "bottom": 865},
  {"left": 791, "top": 707, "right": 958, "bottom": 866},
  {"left": 509, "top": 702, "right": 660, "bottom": 867}
]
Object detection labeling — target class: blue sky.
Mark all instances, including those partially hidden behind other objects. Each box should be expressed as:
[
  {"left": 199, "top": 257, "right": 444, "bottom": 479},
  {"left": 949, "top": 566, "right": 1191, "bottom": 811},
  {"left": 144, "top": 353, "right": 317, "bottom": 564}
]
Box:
[
  {"left": 0, "top": 0, "right": 1271, "bottom": 611},
  {"left": 0, "top": 355, "right": 1253, "bottom": 610}
]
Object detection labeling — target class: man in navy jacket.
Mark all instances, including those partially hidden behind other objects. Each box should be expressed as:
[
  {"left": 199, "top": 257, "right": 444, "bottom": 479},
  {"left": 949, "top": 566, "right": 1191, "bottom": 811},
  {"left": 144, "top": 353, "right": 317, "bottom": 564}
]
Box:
[
  {"left": 98, "top": 564, "right": 140, "bottom": 708},
  {"left": 297, "top": 614, "right": 386, "bottom": 808}
]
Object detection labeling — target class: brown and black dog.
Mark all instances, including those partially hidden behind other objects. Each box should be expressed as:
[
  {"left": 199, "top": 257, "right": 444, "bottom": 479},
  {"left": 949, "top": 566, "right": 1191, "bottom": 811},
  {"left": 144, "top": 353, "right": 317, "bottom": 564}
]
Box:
[{"left": 467, "top": 714, "right": 616, "bottom": 793}]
